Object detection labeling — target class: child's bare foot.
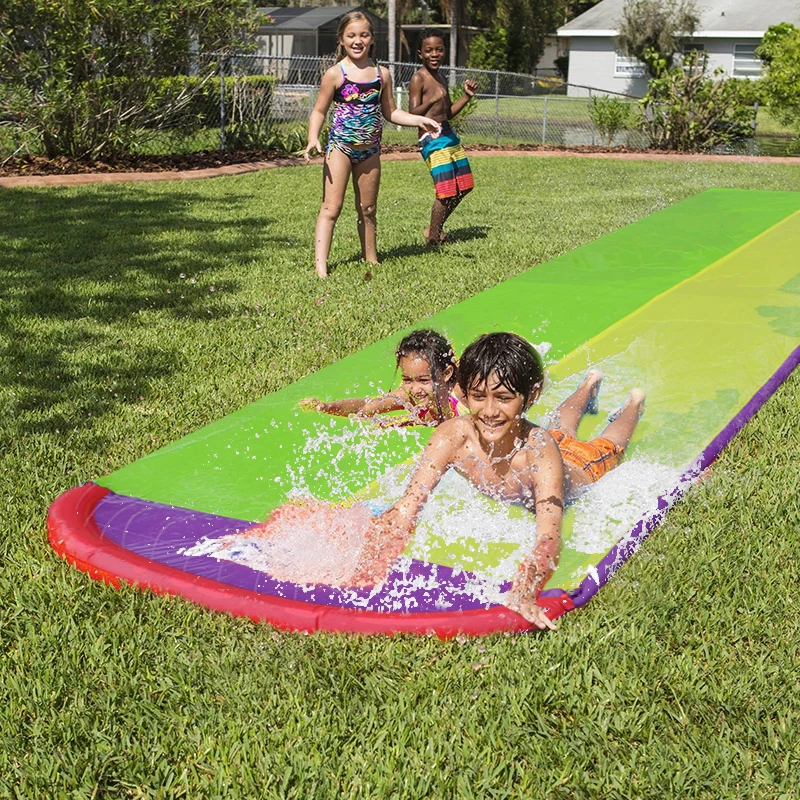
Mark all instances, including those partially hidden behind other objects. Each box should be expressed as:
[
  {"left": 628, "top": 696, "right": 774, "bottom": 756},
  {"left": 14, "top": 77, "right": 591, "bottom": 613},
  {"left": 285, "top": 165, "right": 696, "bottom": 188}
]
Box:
[
  {"left": 423, "top": 227, "right": 447, "bottom": 247},
  {"left": 582, "top": 369, "right": 603, "bottom": 414},
  {"left": 315, "top": 265, "right": 328, "bottom": 279},
  {"left": 607, "top": 388, "right": 646, "bottom": 422}
]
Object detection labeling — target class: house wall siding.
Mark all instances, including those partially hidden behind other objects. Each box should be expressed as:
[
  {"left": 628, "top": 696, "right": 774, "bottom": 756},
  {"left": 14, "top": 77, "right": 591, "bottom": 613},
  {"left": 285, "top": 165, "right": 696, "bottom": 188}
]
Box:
[
  {"left": 566, "top": 36, "right": 647, "bottom": 97},
  {"left": 564, "top": 35, "right": 763, "bottom": 97}
]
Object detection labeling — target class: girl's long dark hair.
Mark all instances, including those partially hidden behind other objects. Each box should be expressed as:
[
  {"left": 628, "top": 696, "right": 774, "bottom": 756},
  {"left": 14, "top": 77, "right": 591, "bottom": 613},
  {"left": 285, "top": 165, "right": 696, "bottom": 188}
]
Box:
[{"left": 396, "top": 329, "right": 457, "bottom": 421}]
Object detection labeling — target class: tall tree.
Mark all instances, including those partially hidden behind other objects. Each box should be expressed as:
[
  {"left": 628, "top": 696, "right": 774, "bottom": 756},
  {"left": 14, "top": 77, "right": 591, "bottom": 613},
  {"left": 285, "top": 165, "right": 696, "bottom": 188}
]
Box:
[
  {"left": 757, "top": 23, "right": 800, "bottom": 132},
  {"left": 617, "top": 0, "right": 700, "bottom": 76}
]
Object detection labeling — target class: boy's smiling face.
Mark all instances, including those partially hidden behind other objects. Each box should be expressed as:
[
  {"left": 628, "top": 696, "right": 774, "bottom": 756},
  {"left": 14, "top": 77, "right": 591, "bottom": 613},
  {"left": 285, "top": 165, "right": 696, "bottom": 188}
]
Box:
[
  {"left": 465, "top": 372, "right": 528, "bottom": 445},
  {"left": 418, "top": 36, "right": 446, "bottom": 70}
]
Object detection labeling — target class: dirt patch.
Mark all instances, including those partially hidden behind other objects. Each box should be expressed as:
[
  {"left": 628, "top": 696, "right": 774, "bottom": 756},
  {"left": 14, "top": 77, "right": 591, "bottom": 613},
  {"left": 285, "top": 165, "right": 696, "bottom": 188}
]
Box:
[
  {"left": 1, "top": 144, "right": 797, "bottom": 188},
  {"left": 0, "top": 149, "right": 293, "bottom": 178}
]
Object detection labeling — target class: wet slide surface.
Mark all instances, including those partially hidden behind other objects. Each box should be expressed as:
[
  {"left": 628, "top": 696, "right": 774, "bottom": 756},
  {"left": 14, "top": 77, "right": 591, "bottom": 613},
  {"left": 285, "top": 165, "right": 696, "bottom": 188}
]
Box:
[{"left": 48, "top": 189, "right": 800, "bottom": 635}]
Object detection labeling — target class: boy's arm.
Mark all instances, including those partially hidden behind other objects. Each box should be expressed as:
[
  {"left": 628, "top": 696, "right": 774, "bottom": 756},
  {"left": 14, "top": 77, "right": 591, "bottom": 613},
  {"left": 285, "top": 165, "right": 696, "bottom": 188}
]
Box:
[
  {"left": 350, "top": 421, "right": 462, "bottom": 585},
  {"left": 448, "top": 80, "right": 478, "bottom": 119},
  {"left": 504, "top": 431, "right": 564, "bottom": 630},
  {"left": 379, "top": 68, "right": 441, "bottom": 133}
]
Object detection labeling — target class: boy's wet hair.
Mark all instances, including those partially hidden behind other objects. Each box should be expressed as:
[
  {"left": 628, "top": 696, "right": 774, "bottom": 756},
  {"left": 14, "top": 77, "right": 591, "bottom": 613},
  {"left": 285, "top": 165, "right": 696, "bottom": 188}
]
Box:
[
  {"left": 396, "top": 329, "right": 458, "bottom": 397},
  {"left": 419, "top": 28, "right": 446, "bottom": 48},
  {"left": 335, "top": 11, "right": 376, "bottom": 60},
  {"left": 458, "top": 332, "right": 544, "bottom": 403}
]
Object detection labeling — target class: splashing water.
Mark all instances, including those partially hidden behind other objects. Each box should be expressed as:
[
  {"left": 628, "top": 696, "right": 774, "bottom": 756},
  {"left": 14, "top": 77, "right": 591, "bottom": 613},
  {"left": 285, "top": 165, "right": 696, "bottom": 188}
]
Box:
[{"left": 184, "top": 501, "right": 374, "bottom": 586}]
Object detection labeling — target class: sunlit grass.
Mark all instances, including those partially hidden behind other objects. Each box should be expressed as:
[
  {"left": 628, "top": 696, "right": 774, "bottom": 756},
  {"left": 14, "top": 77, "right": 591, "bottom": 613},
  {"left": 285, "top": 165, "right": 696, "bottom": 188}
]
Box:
[{"left": 1, "top": 157, "right": 799, "bottom": 797}]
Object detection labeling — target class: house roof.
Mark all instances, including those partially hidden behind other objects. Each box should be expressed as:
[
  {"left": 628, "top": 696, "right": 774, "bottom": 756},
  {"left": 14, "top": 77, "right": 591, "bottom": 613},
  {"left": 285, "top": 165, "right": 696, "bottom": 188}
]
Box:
[
  {"left": 558, "top": 0, "right": 800, "bottom": 38},
  {"left": 258, "top": 6, "right": 386, "bottom": 33}
]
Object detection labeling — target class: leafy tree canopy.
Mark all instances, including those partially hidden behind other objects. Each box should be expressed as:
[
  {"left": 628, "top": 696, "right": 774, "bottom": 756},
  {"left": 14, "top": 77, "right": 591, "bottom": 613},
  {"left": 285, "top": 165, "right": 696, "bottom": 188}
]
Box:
[
  {"left": 617, "top": 0, "right": 700, "bottom": 76},
  {"left": 757, "top": 22, "right": 800, "bottom": 131}
]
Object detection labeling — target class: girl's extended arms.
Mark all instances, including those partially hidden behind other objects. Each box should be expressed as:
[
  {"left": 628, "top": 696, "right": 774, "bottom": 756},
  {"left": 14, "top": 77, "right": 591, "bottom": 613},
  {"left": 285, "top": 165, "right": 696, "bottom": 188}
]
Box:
[
  {"left": 379, "top": 68, "right": 441, "bottom": 134},
  {"left": 300, "top": 393, "right": 408, "bottom": 417}
]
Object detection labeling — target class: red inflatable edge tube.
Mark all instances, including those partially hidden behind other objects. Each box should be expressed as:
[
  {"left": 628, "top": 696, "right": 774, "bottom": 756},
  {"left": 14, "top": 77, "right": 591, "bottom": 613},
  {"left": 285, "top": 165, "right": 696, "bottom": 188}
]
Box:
[{"left": 47, "top": 483, "right": 576, "bottom": 637}]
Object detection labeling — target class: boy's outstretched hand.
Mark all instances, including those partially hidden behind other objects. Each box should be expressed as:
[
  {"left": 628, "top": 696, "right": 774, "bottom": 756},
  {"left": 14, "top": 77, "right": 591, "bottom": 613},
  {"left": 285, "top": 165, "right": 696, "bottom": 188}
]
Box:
[
  {"left": 349, "top": 508, "right": 414, "bottom": 586},
  {"left": 504, "top": 583, "right": 558, "bottom": 631},
  {"left": 464, "top": 79, "right": 478, "bottom": 97}
]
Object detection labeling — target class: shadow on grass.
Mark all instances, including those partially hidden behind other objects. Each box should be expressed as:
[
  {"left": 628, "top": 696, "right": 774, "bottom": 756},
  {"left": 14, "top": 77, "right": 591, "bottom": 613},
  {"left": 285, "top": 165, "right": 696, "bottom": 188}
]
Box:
[
  {"left": 379, "top": 225, "right": 491, "bottom": 260},
  {"left": 0, "top": 187, "right": 291, "bottom": 437}
]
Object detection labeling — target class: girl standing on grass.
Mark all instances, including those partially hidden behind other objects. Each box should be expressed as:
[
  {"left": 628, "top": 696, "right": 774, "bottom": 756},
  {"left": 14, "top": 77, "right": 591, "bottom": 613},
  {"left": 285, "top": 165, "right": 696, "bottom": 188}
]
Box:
[{"left": 304, "top": 11, "right": 441, "bottom": 278}]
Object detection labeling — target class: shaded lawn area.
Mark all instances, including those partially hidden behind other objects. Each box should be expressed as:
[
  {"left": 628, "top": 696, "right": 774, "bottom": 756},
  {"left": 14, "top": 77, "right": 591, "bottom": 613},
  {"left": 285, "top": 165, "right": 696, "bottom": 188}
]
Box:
[{"left": 1, "top": 157, "right": 799, "bottom": 798}]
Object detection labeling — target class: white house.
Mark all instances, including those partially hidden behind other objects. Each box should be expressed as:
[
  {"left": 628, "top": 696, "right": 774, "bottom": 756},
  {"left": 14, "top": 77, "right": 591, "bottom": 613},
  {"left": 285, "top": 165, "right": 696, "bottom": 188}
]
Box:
[{"left": 557, "top": 0, "right": 800, "bottom": 97}]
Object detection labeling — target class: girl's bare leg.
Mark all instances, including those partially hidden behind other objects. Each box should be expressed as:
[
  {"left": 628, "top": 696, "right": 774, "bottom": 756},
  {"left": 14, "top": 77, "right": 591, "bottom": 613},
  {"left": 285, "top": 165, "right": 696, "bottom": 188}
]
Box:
[
  {"left": 352, "top": 152, "right": 381, "bottom": 265},
  {"left": 600, "top": 389, "right": 646, "bottom": 450},
  {"left": 550, "top": 370, "right": 603, "bottom": 437},
  {"left": 314, "top": 148, "right": 352, "bottom": 278}
]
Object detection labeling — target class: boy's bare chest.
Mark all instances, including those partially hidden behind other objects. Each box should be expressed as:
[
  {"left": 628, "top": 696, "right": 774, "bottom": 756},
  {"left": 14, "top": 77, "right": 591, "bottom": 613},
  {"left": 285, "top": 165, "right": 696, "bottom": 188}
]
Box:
[
  {"left": 424, "top": 76, "right": 450, "bottom": 105},
  {"left": 454, "top": 452, "right": 537, "bottom": 508}
]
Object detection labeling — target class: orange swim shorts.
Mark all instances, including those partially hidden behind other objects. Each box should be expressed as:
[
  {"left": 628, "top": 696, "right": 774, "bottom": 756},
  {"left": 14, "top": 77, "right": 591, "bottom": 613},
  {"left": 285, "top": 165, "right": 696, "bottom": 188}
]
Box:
[{"left": 550, "top": 429, "right": 624, "bottom": 483}]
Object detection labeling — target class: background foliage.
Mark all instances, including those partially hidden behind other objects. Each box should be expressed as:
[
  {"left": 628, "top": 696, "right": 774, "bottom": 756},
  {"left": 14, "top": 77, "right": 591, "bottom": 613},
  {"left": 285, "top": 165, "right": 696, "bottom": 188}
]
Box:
[{"left": 0, "top": 0, "right": 260, "bottom": 158}]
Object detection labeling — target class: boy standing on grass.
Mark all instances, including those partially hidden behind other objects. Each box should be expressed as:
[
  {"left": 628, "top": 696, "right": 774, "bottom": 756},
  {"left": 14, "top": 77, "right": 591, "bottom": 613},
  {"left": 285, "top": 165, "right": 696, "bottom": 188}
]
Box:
[
  {"left": 409, "top": 31, "right": 478, "bottom": 247},
  {"left": 351, "top": 333, "right": 645, "bottom": 631}
]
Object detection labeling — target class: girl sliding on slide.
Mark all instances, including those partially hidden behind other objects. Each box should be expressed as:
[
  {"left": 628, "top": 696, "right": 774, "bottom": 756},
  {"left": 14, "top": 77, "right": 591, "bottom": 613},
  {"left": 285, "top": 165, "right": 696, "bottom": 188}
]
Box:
[{"left": 301, "top": 329, "right": 468, "bottom": 426}]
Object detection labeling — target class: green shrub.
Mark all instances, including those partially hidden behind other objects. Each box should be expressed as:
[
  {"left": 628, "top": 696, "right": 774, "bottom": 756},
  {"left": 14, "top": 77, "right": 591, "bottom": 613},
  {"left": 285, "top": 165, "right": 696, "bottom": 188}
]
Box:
[
  {"left": 641, "top": 50, "right": 757, "bottom": 151},
  {"left": 588, "top": 95, "right": 639, "bottom": 145}
]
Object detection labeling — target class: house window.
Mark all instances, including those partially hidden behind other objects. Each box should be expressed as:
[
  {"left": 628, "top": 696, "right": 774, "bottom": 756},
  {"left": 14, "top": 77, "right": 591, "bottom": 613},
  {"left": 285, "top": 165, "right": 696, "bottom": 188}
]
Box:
[
  {"left": 682, "top": 41, "right": 707, "bottom": 56},
  {"left": 614, "top": 50, "right": 646, "bottom": 77},
  {"left": 733, "top": 43, "right": 762, "bottom": 77}
]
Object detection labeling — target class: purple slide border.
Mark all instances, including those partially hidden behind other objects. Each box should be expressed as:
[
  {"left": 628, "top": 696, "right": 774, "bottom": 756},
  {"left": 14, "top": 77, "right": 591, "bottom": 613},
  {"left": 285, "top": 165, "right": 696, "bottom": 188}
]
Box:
[{"left": 566, "top": 344, "right": 800, "bottom": 608}]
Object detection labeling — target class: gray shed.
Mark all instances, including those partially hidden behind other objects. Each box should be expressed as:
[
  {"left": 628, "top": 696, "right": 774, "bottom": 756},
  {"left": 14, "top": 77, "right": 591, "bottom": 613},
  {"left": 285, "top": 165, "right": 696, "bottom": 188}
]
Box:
[{"left": 256, "top": 6, "right": 389, "bottom": 60}]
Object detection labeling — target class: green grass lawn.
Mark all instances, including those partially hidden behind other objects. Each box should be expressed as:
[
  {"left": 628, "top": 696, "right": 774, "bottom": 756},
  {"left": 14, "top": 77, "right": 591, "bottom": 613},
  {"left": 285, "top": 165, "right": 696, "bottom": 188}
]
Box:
[{"left": 2, "top": 157, "right": 800, "bottom": 798}]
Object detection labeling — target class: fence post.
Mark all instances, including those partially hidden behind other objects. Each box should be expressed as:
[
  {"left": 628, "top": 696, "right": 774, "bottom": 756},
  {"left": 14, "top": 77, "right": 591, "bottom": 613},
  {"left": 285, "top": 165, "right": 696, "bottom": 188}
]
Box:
[
  {"left": 493, "top": 71, "right": 499, "bottom": 145},
  {"left": 750, "top": 100, "right": 759, "bottom": 156},
  {"left": 219, "top": 55, "right": 227, "bottom": 150},
  {"left": 541, "top": 95, "right": 548, "bottom": 145}
]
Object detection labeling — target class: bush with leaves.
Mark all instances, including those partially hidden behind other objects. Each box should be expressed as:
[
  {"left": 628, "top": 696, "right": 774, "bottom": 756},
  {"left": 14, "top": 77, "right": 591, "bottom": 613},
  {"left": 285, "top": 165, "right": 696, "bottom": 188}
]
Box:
[
  {"left": 757, "top": 22, "right": 800, "bottom": 133},
  {"left": 467, "top": 27, "right": 508, "bottom": 72},
  {"left": 0, "top": 0, "right": 261, "bottom": 160},
  {"left": 588, "top": 95, "right": 639, "bottom": 145},
  {"left": 640, "top": 50, "right": 757, "bottom": 151}
]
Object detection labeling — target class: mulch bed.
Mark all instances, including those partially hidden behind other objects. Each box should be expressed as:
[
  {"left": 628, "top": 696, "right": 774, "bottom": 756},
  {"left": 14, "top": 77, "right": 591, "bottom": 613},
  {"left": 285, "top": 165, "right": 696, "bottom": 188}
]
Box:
[{"left": 0, "top": 143, "right": 679, "bottom": 178}]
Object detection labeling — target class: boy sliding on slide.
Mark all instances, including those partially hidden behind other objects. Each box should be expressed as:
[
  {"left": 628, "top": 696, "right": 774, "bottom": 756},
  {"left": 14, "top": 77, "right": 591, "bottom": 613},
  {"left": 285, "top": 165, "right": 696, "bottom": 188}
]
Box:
[{"left": 351, "top": 333, "right": 645, "bottom": 631}]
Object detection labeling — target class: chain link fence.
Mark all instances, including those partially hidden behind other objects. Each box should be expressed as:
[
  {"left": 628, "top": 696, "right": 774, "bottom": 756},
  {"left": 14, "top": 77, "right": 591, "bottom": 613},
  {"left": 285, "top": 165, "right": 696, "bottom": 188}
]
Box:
[
  {"left": 3, "top": 54, "right": 773, "bottom": 160},
  {"left": 224, "top": 54, "right": 648, "bottom": 150}
]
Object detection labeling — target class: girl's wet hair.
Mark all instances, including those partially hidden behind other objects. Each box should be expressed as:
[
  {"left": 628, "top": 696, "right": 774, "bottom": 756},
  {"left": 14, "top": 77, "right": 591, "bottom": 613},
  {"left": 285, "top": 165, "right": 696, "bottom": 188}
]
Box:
[
  {"left": 335, "top": 11, "right": 376, "bottom": 61},
  {"left": 458, "top": 332, "right": 544, "bottom": 403},
  {"left": 396, "top": 330, "right": 457, "bottom": 418}
]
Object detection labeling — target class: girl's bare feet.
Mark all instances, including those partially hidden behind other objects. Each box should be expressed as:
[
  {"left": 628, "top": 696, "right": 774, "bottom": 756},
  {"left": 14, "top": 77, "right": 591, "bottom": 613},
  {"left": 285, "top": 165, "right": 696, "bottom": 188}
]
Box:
[{"left": 316, "top": 265, "right": 328, "bottom": 279}]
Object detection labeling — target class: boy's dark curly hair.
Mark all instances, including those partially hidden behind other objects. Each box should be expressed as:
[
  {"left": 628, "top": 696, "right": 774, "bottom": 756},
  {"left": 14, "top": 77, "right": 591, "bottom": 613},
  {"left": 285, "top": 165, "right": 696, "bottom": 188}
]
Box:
[{"left": 458, "top": 332, "right": 543, "bottom": 404}]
